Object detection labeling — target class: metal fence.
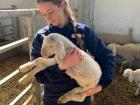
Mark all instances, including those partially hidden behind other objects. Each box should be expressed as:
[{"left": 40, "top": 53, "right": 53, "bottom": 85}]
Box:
[{"left": 0, "top": 9, "right": 42, "bottom": 105}]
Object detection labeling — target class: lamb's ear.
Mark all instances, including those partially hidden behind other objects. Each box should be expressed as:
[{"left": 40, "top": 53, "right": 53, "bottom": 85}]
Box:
[
  {"left": 56, "top": 41, "right": 65, "bottom": 63},
  {"left": 112, "top": 45, "right": 116, "bottom": 56},
  {"left": 128, "top": 71, "right": 133, "bottom": 83},
  {"left": 108, "top": 44, "right": 116, "bottom": 56}
]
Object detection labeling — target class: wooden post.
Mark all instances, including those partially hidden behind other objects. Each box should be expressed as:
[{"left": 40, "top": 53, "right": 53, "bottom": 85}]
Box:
[{"left": 27, "top": 10, "right": 42, "bottom": 105}]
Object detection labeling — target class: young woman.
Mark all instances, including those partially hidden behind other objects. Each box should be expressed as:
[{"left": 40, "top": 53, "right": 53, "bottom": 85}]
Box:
[{"left": 31, "top": 0, "right": 115, "bottom": 105}]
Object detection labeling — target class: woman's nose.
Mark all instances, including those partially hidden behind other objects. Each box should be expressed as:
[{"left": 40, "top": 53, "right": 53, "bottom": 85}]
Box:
[{"left": 44, "top": 16, "right": 52, "bottom": 23}]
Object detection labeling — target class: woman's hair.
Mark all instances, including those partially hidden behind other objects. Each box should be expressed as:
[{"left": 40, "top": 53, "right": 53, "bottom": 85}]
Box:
[
  {"left": 37, "top": 0, "right": 84, "bottom": 50},
  {"left": 37, "top": 0, "right": 75, "bottom": 22}
]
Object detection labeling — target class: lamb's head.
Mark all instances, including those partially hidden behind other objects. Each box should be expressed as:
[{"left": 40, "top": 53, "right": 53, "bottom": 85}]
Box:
[
  {"left": 41, "top": 33, "right": 65, "bottom": 63},
  {"left": 123, "top": 69, "right": 134, "bottom": 83},
  {"left": 123, "top": 69, "right": 132, "bottom": 78},
  {"left": 107, "top": 43, "right": 117, "bottom": 56}
]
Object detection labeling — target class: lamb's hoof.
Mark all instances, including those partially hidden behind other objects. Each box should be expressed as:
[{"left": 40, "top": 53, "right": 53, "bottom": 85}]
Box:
[
  {"left": 135, "top": 93, "right": 139, "bottom": 96},
  {"left": 119, "top": 70, "right": 123, "bottom": 74},
  {"left": 57, "top": 99, "right": 66, "bottom": 104},
  {"left": 57, "top": 95, "right": 69, "bottom": 104},
  {"left": 57, "top": 99, "right": 64, "bottom": 104}
]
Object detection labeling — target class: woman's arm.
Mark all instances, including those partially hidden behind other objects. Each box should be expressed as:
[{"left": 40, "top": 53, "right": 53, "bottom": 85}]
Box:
[{"left": 85, "top": 27, "right": 115, "bottom": 89}]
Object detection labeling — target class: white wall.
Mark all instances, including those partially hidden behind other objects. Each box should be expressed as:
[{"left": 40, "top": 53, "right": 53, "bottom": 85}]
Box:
[
  {"left": 0, "top": 0, "right": 36, "bottom": 9},
  {"left": 1, "top": 0, "right": 140, "bottom": 42},
  {"left": 94, "top": 0, "right": 140, "bottom": 42}
]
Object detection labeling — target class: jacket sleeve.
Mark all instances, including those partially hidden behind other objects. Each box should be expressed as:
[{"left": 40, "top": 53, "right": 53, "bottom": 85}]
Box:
[
  {"left": 85, "top": 27, "right": 115, "bottom": 89},
  {"left": 31, "top": 33, "right": 43, "bottom": 59},
  {"left": 31, "top": 33, "right": 46, "bottom": 84}
]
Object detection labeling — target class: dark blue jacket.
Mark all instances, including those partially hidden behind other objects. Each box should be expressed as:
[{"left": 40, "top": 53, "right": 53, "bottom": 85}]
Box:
[{"left": 31, "top": 22, "right": 115, "bottom": 105}]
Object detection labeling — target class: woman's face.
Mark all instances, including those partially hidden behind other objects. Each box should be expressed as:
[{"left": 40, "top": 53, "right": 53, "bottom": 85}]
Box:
[{"left": 37, "top": 1, "right": 67, "bottom": 27}]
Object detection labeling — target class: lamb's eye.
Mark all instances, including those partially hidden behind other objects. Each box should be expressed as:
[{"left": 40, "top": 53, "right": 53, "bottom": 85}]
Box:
[
  {"left": 49, "top": 45, "right": 54, "bottom": 48},
  {"left": 50, "top": 37, "right": 55, "bottom": 41},
  {"left": 48, "top": 10, "right": 54, "bottom": 15}
]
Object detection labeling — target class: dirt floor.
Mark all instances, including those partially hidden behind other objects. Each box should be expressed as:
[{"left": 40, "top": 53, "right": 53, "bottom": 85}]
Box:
[
  {"left": 0, "top": 53, "right": 140, "bottom": 105},
  {"left": 94, "top": 67, "right": 140, "bottom": 105}
]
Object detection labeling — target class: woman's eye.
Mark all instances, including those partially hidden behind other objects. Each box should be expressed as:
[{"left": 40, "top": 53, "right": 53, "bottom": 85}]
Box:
[{"left": 48, "top": 10, "right": 53, "bottom": 15}]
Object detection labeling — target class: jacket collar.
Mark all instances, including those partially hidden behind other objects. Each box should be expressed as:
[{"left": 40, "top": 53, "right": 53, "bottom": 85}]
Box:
[{"left": 49, "top": 21, "right": 78, "bottom": 33}]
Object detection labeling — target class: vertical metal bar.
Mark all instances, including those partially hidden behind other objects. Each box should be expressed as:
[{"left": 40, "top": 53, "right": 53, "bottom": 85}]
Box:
[
  {"left": 128, "top": 27, "right": 133, "bottom": 42},
  {"left": 11, "top": 17, "right": 15, "bottom": 40},
  {"left": 90, "top": 0, "right": 95, "bottom": 28},
  {"left": 74, "top": 0, "right": 78, "bottom": 19},
  {"left": 0, "top": 20, "right": 4, "bottom": 39},
  {"left": 13, "top": 17, "right": 19, "bottom": 40}
]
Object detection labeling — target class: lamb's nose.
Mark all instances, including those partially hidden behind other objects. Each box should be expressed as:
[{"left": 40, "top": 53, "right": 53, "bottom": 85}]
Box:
[{"left": 41, "top": 49, "right": 46, "bottom": 57}]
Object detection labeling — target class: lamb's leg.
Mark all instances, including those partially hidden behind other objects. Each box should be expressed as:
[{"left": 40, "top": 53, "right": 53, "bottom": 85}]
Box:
[
  {"left": 19, "top": 57, "right": 51, "bottom": 73},
  {"left": 58, "top": 85, "right": 94, "bottom": 104},
  {"left": 120, "top": 58, "right": 133, "bottom": 74},
  {"left": 128, "top": 57, "right": 134, "bottom": 69},
  {"left": 128, "top": 62, "right": 132, "bottom": 69},
  {"left": 58, "top": 92, "right": 85, "bottom": 104},
  {"left": 120, "top": 60, "right": 128, "bottom": 73},
  {"left": 135, "top": 83, "right": 140, "bottom": 96},
  {"left": 18, "top": 58, "right": 56, "bottom": 84},
  {"left": 57, "top": 87, "right": 85, "bottom": 104},
  {"left": 19, "top": 61, "right": 36, "bottom": 73}
]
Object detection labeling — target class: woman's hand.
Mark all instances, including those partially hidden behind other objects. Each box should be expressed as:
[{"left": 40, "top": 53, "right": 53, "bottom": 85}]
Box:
[
  {"left": 84, "top": 85, "right": 102, "bottom": 96},
  {"left": 58, "top": 47, "right": 84, "bottom": 70}
]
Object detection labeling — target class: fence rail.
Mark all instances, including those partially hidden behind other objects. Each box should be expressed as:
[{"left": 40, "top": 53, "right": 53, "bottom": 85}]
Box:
[
  {"left": 0, "top": 69, "right": 19, "bottom": 86},
  {"left": 0, "top": 37, "right": 28, "bottom": 54},
  {"left": 9, "top": 84, "right": 33, "bottom": 105}
]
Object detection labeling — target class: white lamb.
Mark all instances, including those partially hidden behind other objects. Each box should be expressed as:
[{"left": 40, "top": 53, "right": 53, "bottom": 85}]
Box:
[
  {"left": 107, "top": 43, "right": 140, "bottom": 73},
  {"left": 123, "top": 69, "right": 140, "bottom": 96},
  {"left": 18, "top": 33, "right": 102, "bottom": 104}
]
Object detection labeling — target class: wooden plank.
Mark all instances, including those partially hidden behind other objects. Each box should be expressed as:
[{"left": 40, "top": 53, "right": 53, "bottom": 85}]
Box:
[{"left": 97, "top": 33, "right": 132, "bottom": 44}]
